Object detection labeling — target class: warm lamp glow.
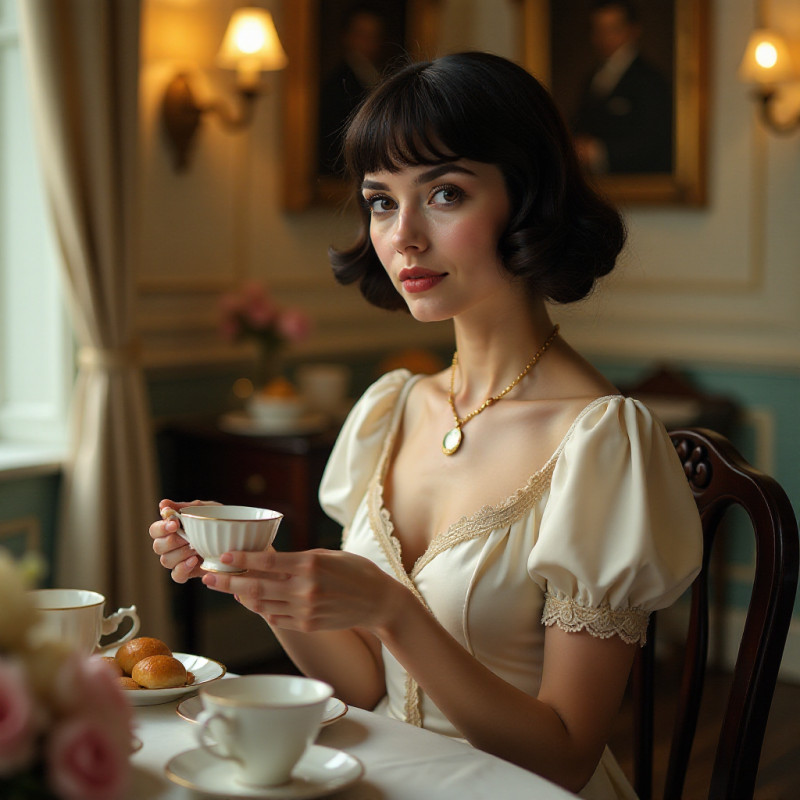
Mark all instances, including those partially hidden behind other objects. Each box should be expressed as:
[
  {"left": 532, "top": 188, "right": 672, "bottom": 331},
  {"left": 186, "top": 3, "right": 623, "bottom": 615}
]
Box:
[
  {"left": 754, "top": 42, "right": 778, "bottom": 69},
  {"left": 161, "top": 6, "right": 288, "bottom": 170},
  {"left": 738, "top": 27, "right": 800, "bottom": 135},
  {"left": 216, "top": 8, "right": 288, "bottom": 90},
  {"left": 738, "top": 29, "right": 794, "bottom": 85}
]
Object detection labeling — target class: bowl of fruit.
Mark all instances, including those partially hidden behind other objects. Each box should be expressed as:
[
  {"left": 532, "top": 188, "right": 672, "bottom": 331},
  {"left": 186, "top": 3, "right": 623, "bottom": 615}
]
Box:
[{"left": 247, "top": 376, "right": 307, "bottom": 426}]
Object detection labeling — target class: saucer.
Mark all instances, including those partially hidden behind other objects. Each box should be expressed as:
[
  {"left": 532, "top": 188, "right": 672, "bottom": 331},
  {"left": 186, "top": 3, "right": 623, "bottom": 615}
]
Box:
[
  {"left": 219, "top": 411, "right": 329, "bottom": 437},
  {"left": 177, "top": 694, "right": 347, "bottom": 727},
  {"left": 165, "top": 744, "right": 364, "bottom": 798},
  {"left": 108, "top": 651, "right": 226, "bottom": 706}
]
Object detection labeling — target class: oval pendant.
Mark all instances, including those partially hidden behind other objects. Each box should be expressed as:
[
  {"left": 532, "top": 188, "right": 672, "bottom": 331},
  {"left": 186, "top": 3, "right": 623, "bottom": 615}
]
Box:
[{"left": 442, "top": 426, "right": 463, "bottom": 456}]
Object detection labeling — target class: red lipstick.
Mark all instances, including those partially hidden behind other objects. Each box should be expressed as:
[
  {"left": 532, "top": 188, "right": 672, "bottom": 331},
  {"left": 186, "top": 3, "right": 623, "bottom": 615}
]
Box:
[{"left": 399, "top": 267, "right": 446, "bottom": 294}]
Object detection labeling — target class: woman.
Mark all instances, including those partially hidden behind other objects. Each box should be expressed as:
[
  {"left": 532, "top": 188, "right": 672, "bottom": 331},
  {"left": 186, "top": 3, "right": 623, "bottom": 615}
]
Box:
[{"left": 150, "top": 52, "right": 702, "bottom": 799}]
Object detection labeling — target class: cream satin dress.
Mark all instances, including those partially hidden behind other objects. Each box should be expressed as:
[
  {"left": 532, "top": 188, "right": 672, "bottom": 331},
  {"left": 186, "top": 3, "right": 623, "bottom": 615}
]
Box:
[{"left": 319, "top": 370, "right": 703, "bottom": 800}]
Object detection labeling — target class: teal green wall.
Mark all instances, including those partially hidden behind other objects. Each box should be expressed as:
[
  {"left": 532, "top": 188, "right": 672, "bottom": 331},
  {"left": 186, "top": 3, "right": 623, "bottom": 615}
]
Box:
[{"left": 0, "top": 472, "right": 60, "bottom": 581}]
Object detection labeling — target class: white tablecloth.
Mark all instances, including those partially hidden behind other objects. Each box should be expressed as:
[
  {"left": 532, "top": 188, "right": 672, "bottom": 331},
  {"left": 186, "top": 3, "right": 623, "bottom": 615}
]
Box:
[{"left": 129, "top": 694, "right": 577, "bottom": 799}]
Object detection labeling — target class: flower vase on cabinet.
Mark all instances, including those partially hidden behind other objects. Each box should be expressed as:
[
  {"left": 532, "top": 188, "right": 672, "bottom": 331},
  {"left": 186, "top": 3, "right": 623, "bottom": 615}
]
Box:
[{"left": 218, "top": 281, "right": 312, "bottom": 430}]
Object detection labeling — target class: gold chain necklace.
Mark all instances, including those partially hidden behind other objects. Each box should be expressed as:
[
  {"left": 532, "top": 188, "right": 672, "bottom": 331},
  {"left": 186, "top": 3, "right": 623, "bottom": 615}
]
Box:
[{"left": 442, "top": 324, "right": 560, "bottom": 456}]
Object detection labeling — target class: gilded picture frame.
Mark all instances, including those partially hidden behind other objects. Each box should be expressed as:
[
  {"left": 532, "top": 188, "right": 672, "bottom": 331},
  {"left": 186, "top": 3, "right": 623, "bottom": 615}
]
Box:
[
  {"left": 520, "top": 0, "right": 709, "bottom": 206},
  {"left": 281, "top": 0, "right": 441, "bottom": 211}
]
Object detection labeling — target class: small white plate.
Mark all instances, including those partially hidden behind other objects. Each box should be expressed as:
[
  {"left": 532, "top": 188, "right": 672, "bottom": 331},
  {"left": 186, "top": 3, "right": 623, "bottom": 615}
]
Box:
[
  {"left": 165, "top": 744, "right": 363, "bottom": 799},
  {"left": 120, "top": 652, "right": 226, "bottom": 706},
  {"left": 219, "top": 411, "right": 329, "bottom": 437},
  {"left": 176, "top": 694, "right": 347, "bottom": 727}
]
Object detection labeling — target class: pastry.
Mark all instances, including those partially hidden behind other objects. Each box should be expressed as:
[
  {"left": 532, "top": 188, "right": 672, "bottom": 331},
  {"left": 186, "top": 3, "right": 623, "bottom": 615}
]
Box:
[
  {"left": 115, "top": 636, "right": 172, "bottom": 675},
  {"left": 131, "top": 654, "right": 187, "bottom": 689}
]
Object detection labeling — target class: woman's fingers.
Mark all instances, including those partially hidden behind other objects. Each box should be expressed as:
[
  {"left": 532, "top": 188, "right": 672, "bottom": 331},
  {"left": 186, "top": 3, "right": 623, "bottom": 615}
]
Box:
[
  {"left": 202, "top": 569, "right": 292, "bottom": 619},
  {"left": 158, "top": 498, "right": 220, "bottom": 511},
  {"left": 219, "top": 546, "right": 322, "bottom": 576},
  {"left": 151, "top": 531, "right": 189, "bottom": 556},
  {"left": 151, "top": 500, "right": 215, "bottom": 583},
  {"left": 153, "top": 499, "right": 220, "bottom": 538},
  {"left": 199, "top": 548, "right": 395, "bottom": 634},
  {"left": 170, "top": 555, "right": 202, "bottom": 584}
]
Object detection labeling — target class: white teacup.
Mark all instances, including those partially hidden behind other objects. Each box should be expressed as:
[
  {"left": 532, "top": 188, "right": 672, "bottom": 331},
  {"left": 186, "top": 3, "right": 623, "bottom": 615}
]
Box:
[
  {"left": 164, "top": 505, "right": 283, "bottom": 573},
  {"left": 296, "top": 363, "right": 351, "bottom": 417},
  {"left": 28, "top": 589, "right": 140, "bottom": 655},
  {"left": 196, "top": 674, "right": 333, "bottom": 788}
]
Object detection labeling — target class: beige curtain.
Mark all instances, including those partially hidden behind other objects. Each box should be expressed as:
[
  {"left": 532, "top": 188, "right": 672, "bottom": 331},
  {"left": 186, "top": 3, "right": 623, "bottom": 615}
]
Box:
[{"left": 18, "top": 0, "right": 173, "bottom": 642}]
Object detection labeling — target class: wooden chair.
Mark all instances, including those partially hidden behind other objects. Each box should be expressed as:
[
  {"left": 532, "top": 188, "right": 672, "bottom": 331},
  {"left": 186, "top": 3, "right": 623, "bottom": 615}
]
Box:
[{"left": 632, "top": 427, "right": 799, "bottom": 800}]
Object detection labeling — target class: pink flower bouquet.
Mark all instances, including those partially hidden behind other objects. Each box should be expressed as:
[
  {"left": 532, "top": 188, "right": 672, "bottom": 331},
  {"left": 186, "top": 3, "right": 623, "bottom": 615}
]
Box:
[
  {"left": 219, "top": 281, "right": 313, "bottom": 389},
  {"left": 0, "top": 551, "right": 134, "bottom": 800},
  {"left": 218, "top": 281, "right": 312, "bottom": 352}
]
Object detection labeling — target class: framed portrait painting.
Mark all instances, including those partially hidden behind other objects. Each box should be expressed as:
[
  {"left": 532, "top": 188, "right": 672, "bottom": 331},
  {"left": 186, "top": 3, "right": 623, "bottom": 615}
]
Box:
[
  {"left": 521, "top": 0, "right": 709, "bottom": 205},
  {"left": 281, "top": 0, "right": 440, "bottom": 211}
]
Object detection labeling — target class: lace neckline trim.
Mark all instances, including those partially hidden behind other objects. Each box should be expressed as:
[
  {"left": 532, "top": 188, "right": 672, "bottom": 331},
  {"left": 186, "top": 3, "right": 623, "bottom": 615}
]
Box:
[{"left": 368, "top": 381, "right": 621, "bottom": 580}]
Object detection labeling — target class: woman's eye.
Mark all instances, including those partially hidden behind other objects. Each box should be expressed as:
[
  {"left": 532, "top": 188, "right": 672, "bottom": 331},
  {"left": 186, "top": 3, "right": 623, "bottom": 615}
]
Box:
[
  {"left": 430, "top": 185, "right": 463, "bottom": 205},
  {"left": 363, "top": 195, "right": 395, "bottom": 214}
]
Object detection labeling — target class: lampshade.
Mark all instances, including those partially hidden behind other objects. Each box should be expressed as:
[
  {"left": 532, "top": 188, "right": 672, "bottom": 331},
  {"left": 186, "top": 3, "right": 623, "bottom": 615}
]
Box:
[
  {"left": 738, "top": 28, "right": 795, "bottom": 85},
  {"left": 216, "top": 8, "right": 288, "bottom": 90}
]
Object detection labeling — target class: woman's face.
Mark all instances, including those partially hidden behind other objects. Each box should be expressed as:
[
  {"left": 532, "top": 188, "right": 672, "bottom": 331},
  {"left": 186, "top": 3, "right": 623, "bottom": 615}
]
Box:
[{"left": 361, "top": 159, "right": 513, "bottom": 323}]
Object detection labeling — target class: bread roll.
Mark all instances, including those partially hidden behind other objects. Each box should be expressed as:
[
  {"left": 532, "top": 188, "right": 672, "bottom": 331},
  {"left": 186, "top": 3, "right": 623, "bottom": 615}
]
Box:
[
  {"left": 131, "top": 654, "right": 187, "bottom": 689},
  {"left": 115, "top": 636, "right": 171, "bottom": 675},
  {"left": 119, "top": 676, "right": 141, "bottom": 690}
]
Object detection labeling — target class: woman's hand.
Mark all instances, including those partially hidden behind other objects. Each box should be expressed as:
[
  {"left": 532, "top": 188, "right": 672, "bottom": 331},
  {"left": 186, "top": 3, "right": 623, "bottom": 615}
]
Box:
[
  {"left": 201, "top": 547, "right": 405, "bottom": 635},
  {"left": 149, "top": 499, "right": 218, "bottom": 583}
]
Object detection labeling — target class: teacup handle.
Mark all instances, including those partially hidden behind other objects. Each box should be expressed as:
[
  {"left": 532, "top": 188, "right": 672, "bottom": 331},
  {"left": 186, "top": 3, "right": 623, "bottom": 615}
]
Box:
[
  {"left": 196, "top": 710, "right": 243, "bottom": 765},
  {"left": 101, "top": 604, "right": 141, "bottom": 646},
  {"left": 161, "top": 507, "right": 191, "bottom": 546}
]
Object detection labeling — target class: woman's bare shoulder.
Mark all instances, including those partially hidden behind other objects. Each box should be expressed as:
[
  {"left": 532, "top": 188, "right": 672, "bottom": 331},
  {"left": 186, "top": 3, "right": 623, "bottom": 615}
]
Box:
[
  {"left": 529, "top": 340, "right": 620, "bottom": 449},
  {"left": 539, "top": 337, "right": 618, "bottom": 399}
]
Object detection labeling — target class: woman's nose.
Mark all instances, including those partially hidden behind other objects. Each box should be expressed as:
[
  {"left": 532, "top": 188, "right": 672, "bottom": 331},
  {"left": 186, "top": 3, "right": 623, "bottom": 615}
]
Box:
[{"left": 391, "top": 208, "right": 428, "bottom": 253}]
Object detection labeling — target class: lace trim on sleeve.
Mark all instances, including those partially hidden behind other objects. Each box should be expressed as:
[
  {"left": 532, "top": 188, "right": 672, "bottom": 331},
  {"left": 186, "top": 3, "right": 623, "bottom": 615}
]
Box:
[{"left": 542, "top": 592, "right": 650, "bottom": 646}]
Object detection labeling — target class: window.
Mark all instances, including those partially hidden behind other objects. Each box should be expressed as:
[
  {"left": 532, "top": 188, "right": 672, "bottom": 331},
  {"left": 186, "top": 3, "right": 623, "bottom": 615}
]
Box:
[{"left": 0, "top": 0, "right": 70, "bottom": 452}]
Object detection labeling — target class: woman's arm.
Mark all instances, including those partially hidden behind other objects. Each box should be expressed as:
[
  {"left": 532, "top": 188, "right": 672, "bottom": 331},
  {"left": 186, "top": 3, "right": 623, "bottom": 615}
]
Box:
[
  {"left": 377, "top": 588, "right": 635, "bottom": 792},
  {"left": 267, "top": 626, "right": 385, "bottom": 710},
  {"left": 203, "top": 546, "right": 635, "bottom": 794}
]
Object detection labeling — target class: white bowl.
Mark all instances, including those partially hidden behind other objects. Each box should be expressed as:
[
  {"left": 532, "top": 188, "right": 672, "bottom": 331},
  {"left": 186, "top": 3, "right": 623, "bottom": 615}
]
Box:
[{"left": 247, "top": 394, "right": 306, "bottom": 425}]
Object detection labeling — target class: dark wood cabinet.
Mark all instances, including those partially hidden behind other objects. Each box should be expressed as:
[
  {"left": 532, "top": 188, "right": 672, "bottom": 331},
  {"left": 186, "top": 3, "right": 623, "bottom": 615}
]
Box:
[
  {"left": 158, "top": 419, "right": 338, "bottom": 551},
  {"left": 156, "top": 419, "right": 339, "bottom": 654}
]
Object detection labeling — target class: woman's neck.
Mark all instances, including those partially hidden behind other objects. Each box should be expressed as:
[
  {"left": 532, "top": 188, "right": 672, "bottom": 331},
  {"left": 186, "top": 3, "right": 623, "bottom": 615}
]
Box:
[{"left": 449, "top": 301, "right": 555, "bottom": 407}]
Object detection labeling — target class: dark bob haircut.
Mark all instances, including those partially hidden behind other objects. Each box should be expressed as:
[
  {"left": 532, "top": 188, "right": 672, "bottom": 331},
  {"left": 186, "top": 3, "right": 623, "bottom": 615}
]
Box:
[{"left": 329, "top": 51, "right": 626, "bottom": 310}]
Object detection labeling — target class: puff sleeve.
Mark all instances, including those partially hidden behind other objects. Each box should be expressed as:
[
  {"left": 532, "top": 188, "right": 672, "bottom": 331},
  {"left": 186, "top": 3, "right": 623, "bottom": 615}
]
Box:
[
  {"left": 528, "top": 396, "right": 703, "bottom": 646},
  {"left": 319, "top": 369, "right": 412, "bottom": 529}
]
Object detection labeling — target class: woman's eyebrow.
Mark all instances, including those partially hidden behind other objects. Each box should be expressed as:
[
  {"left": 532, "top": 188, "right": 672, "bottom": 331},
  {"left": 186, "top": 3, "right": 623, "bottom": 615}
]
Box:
[
  {"left": 361, "top": 163, "right": 477, "bottom": 192},
  {"left": 361, "top": 178, "right": 388, "bottom": 190},
  {"left": 415, "top": 163, "right": 476, "bottom": 184}
]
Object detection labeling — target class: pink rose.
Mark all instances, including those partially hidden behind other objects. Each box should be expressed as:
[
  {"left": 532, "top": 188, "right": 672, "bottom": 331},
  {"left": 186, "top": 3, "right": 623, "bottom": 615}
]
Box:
[
  {"left": 244, "top": 291, "right": 276, "bottom": 329},
  {"left": 46, "top": 717, "right": 129, "bottom": 800},
  {"left": 276, "top": 308, "right": 312, "bottom": 343},
  {"left": 81, "top": 658, "right": 134, "bottom": 746},
  {"left": 0, "top": 658, "right": 39, "bottom": 775},
  {"left": 52, "top": 655, "right": 133, "bottom": 749}
]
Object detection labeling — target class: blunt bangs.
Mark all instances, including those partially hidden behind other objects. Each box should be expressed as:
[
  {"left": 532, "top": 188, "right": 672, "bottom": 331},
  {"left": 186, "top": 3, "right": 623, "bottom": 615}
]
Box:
[{"left": 343, "top": 61, "right": 480, "bottom": 178}]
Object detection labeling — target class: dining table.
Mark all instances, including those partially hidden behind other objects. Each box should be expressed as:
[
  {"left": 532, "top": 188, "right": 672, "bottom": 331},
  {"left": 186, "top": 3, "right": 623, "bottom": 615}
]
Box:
[{"left": 129, "top": 687, "right": 578, "bottom": 799}]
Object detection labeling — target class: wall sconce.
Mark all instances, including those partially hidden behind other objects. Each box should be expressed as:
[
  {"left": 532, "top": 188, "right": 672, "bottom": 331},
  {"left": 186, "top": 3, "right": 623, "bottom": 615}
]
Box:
[
  {"left": 739, "top": 28, "right": 800, "bottom": 134},
  {"left": 162, "top": 7, "right": 287, "bottom": 170}
]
